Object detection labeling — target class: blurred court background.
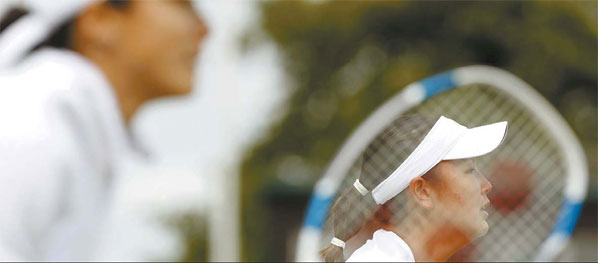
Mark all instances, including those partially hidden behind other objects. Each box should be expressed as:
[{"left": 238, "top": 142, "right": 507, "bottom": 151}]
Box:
[
  {"left": 240, "top": 1, "right": 596, "bottom": 262},
  {"left": 0, "top": 0, "right": 596, "bottom": 262}
]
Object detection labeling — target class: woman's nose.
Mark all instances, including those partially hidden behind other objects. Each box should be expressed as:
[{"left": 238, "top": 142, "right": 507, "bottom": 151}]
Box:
[
  {"left": 194, "top": 14, "right": 209, "bottom": 41},
  {"left": 480, "top": 173, "right": 492, "bottom": 194}
]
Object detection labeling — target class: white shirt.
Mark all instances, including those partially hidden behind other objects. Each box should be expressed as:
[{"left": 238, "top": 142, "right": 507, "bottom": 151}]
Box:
[
  {"left": 347, "top": 229, "right": 416, "bottom": 262},
  {"left": 0, "top": 48, "right": 137, "bottom": 261}
]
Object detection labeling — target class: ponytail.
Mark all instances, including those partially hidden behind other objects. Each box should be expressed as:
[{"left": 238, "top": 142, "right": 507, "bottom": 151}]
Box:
[
  {"left": 320, "top": 187, "right": 377, "bottom": 262},
  {"left": 320, "top": 243, "right": 344, "bottom": 263},
  {"left": 319, "top": 115, "right": 439, "bottom": 262}
]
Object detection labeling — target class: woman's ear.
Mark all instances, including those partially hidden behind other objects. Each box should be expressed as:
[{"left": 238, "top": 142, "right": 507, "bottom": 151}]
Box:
[
  {"left": 73, "top": 2, "right": 123, "bottom": 54},
  {"left": 408, "top": 177, "right": 434, "bottom": 210}
]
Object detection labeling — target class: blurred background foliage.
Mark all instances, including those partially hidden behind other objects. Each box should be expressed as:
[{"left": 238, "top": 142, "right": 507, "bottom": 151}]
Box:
[{"left": 240, "top": 1, "right": 597, "bottom": 261}]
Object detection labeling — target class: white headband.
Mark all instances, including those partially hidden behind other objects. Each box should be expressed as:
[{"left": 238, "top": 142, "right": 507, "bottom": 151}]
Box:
[
  {"left": 353, "top": 179, "right": 369, "bottom": 196},
  {"left": 354, "top": 116, "right": 507, "bottom": 205},
  {"left": 0, "top": 0, "right": 98, "bottom": 68}
]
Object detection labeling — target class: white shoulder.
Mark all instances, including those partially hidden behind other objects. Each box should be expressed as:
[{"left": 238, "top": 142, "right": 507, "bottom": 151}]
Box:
[
  {"left": 0, "top": 49, "right": 123, "bottom": 260},
  {"left": 346, "top": 229, "right": 415, "bottom": 262},
  {"left": 0, "top": 53, "right": 112, "bottom": 164},
  {"left": 346, "top": 240, "right": 390, "bottom": 262},
  {"left": 0, "top": 71, "right": 75, "bottom": 159}
]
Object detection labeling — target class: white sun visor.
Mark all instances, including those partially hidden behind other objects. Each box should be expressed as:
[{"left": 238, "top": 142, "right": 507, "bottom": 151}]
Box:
[
  {"left": 443, "top": 121, "right": 508, "bottom": 160},
  {"left": 369, "top": 116, "right": 508, "bottom": 205},
  {"left": 0, "top": 0, "right": 98, "bottom": 68}
]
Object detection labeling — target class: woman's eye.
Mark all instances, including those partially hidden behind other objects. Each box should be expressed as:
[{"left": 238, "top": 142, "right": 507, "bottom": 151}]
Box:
[{"left": 178, "top": 0, "right": 193, "bottom": 8}]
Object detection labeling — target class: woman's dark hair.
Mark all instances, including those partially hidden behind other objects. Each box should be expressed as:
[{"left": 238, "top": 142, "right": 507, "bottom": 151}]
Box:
[
  {"left": 320, "top": 114, "right": 438, "bottom": 262},
  {"left": 0, "top": 0, "right": 129, "bottom": 53}
]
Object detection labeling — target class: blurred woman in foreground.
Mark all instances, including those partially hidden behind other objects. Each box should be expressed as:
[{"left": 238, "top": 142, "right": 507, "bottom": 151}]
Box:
[{"left": 0, "top": 0, "right": 207, "bottom": 260}]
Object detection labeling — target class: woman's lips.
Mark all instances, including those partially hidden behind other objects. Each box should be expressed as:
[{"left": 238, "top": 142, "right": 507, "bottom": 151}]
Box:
[{"left": 481, "top": 201, "right": 490, "bottom": 218}]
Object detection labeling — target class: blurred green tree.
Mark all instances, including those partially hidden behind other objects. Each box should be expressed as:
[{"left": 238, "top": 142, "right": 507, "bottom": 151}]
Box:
[{"left": 240, "top": 1, "right": 597, "bottom": 261}]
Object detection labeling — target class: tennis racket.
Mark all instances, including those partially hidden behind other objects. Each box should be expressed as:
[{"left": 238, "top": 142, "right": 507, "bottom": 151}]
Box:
[{"left": 295, "top": 65, "right": 588, "bottom": 262}]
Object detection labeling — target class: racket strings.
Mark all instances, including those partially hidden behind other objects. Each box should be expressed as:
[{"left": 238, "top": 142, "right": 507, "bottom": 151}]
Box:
[
  {"left": 321, "top": 84, "right": 567, "bottom": 261},
  {"left": 412, "top": 84, "right": 565, "bottom": 261}
]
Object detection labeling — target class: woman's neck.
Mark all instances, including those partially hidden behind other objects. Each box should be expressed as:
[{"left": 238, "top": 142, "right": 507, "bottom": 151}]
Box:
[
  {"left": 392, "top": 217, "right": 471, "bottom": 262},
  {"left": 75, "top": 45, "right": 157, "bottom": 125},
  {"left": 86, "top": 54, "right": 152, "bottom": 125}
]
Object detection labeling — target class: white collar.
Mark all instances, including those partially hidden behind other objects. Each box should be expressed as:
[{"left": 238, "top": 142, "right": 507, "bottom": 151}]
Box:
[
  {"left": 19, "top": 48, "right": 146, "bottom": 159},
  {"left": 347, "top": 229, "right": 415, "bottom": 262}
]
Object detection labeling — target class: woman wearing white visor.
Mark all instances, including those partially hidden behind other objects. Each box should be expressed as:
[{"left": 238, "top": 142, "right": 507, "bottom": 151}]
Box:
[
  {"left": 0, "top": 0, "right": 207, "bottom": 260},
  {"left": 321, "top": 114, "right": 507, "bottom": 262}
]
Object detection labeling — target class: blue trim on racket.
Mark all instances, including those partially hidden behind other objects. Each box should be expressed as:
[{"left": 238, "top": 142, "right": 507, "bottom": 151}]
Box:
[
  {"left": 304, "top": 194, "right": 334, "bottom": 229},
  {"left": 421, "top": 71, "right": 457, "bottom": 99},
  {"left": 552, "top": 199, "right": 583, "bottom": 235}
]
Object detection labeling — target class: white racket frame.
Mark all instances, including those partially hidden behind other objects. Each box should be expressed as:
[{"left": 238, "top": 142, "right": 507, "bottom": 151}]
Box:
[{"left": 295, "top": 65, "right": 588, "bottom": 262}]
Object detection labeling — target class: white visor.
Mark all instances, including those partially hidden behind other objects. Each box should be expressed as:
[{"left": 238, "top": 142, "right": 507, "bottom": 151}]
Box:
[
  {"left": 369, "top": 116, "right": 508, "bottom": 205},
  {"left": 0, "top": 0, "right": 97, "bottom": 68},
  {"left": 443, "top": 121, "right": 508, "bottom": 160}
]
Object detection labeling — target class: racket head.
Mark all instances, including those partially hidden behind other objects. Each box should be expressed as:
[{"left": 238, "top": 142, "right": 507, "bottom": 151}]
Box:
[{"left": 296, "top": 65, "right": 588, "bottom": 262}]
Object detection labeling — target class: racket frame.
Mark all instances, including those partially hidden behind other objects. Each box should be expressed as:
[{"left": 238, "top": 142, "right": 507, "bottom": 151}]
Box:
[{"left": 295, "top": 65, "right": 588, "bottom": 262}]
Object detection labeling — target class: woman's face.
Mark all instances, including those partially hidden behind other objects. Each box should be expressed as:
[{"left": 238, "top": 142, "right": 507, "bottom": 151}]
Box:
[
  {"left": 114, "top": 0, "right": 208, "bottom": 97},
  {"left": 428, "top": 159, "right": 492, "bottom": 239}
]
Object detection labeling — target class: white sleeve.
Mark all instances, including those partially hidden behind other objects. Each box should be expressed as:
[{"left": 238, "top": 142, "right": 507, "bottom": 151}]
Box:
[{"left": 0, "top": 109, "right": 69, "bottom": 260}]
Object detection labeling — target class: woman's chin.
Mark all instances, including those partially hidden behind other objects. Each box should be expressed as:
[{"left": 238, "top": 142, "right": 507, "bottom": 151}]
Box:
[
  {"left": 164, "top": 80, "right": 194, "bottom": 97},
  {"left": 477, "top": 220, "right": 489, "bottom": 238}
]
